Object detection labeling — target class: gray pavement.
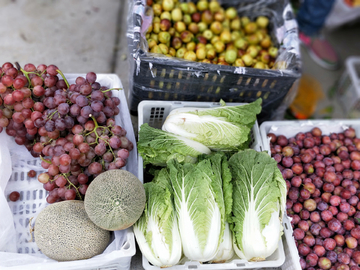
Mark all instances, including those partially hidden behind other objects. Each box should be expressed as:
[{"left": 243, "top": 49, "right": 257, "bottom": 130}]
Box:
[{"left": 0, "top": 0, "right": 141, "bottom": 269}]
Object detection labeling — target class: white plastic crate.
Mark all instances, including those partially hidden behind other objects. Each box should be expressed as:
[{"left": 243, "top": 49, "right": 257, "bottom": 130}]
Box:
[
  {"left": 137, "top": 100, "right": 285, "bottom": 270},
  {"left": 0, "top": 74, "right": 137, "bottom": 270},
  {"left": 259, "top": 119, "right": 360, "bottom": 270},
  {"left": 335, "top": 56, "right": 360, "bottom": 118}
]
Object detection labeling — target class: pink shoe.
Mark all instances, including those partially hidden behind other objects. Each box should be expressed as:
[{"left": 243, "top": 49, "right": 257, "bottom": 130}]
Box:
[{"left": 299, "top": 32, "right": 340, "bottom": 70}]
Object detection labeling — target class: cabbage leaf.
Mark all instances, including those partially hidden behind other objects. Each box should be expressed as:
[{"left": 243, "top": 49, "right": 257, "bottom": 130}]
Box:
[
  {"left": 229, "top": 149, "right": 286, "bottom": 262},
  {"left": 133, "top": 169, "right": 182, "bottom": 267},
  {"left": 162, "top": 99, "right": 262, "bottom": 151},
  {"left": 137, "top": 123, "right": 211, "bottom": 166}
]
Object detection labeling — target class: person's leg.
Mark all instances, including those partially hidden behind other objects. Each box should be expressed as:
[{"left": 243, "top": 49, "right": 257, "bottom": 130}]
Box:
[
  {"left": 297, "top": 0, "right": 336, "bottom": 36},
  {"left": 297, "top": 0, "right": 340, "bottom": 70}
]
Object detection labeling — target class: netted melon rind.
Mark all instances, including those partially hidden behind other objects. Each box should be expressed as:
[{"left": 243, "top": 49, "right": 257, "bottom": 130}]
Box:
[
  {"left": 34, "top": 200, "right": 110, "bottom": 261},
  {"left": 84, "top": 170, "right": 146, "bottom": 231}
]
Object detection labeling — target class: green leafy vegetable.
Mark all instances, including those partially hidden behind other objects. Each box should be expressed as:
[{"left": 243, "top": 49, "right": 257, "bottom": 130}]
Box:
[
  {"left": 167, "top": 153, "right": 232, "bottom": 262},
  {"left": 229, "top": 149, "right": 286, "bottom": 262},
  {"left": 162, "top": 99, "right": 262, "bottom": 151},
  {"left": 137, "top": 123, "right": 211, "bottom": 166},
  {"left": 133, "top": 169, "right": 182, "bottom": 267}
]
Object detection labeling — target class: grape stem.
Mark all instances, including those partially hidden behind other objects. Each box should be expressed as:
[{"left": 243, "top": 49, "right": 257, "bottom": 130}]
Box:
[
  {"left": 87, "top": 116, "right": 117, "bottom": 161},
  {"left": 39, "top": 155, "right": 52, "bottom": 164},
  {"left": 46, "top": 110, "right": 58, "bottom": 120},
  {"left": 56, "top": 69, "right": 70, "bottom": 89},
  {"left": 62, "top": 173, "right": 82, "bottom": 200}
]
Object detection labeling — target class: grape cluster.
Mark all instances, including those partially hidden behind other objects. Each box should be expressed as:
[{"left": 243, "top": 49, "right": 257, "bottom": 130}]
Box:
[{"left": 0, "top": 62, "right": 133, "bottom": 204}]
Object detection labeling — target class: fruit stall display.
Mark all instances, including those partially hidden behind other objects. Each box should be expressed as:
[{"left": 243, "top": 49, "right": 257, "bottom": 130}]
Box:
[
  {"left": 0, "top": 63, "right": 138, "bottom": 269},
  {"left": 260, "top": 120, "right": 360, "bottom": 270},
  {"left": 127, "top": 0, "right": 301, "bottom": 123}
]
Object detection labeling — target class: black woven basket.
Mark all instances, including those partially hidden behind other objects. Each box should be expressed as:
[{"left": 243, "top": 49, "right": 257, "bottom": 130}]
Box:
[{"left": 127, "top": 0, "right": 301, "bottom": 123}]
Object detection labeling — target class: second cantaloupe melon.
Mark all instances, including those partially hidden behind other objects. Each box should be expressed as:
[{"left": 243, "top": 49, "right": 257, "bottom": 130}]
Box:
[{"left": 84, "top": 169, "right": 146, "bottom": 231}]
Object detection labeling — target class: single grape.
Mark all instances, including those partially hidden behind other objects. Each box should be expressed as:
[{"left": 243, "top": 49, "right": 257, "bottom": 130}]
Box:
[
  {"left": 43, "top": 97, "right": 56, "bottom": 109},
  {"left": 78, "top": 143, "right": 90, "bottom": 153},
  {"left": 63, "top": 141, "right": 75, "bottom": 152},
  {"left": 80, "top": 83, "right": 92, "bottom": 95},
  {"left": 57, "top": 187, "right": 66, "bottom": 198},
  {"left": 56, "top": 79, "right": 67, "bottom": 89},
  {"left": 84, "top": 120, "right": 95, "bottom": 131},
  {"left": 44, "top": 75, "right": 58, "bottom": 88},
  {"left": 59, "top": 154, "right": 71, "bottom": 166},
  {"left": 88, "top": 162, "right": 103, "bottom": 175},
  {"left": 64, "top": 115, "right": 74, "bottom": 129},
  {"left": 86, "top": 72, "right": 96, "bottom": 83},
  {"left": 75, "top": 95, "right": 88, "bottom": 107},
  {"left": 103, "top": 106, "right": 114, "bottom": 117},
  {"left": 95, "top": 143, "right": 107, "bottom": 156},
  {"left": 45, "top": 120, "right": 55, "bottom": 132},
  {"left": 32, "top": 142, "right": 44, "bottom": 153},
  {"left": 96, "top": 111, "right": 107, "bottom": 124},
  {"left": 112, "top": 97, "right": 120, "bottom": 106},
  {"left": 69, "top": 148, "right": 81, "bottom": 159},
  {"left": 80, "top": 105, "right": 93, "bottom": 119},
  {"left": 103, "top": 151, "right": 114, "bottom": 162},
  {"left": 33, "top": 85, "right": 45, "bottom": 97},
  {"left": 41, "top": 160, "right": 51, "bottom": 169},
  {"left": 55, "top": 118, "right": 66, "bottom": 131},
  {"left": 9, "top": 191, "right": 20, "bottom": 202},
  {"left": 55, "top": 175, "right": 67, "bottom": 188},
  {"left": 46, "top": 195, "right": 57, "bottom": 204},
  {"left": 12, "top": 90, "right": 25, "bottom": 102},
  {"left": 0, "top": 116, "right": 9, "bottom": 127},
  {"left": 64, "top": 189, "right": 76, "bottom": 200},
  {"left": 75, "top": 76, "right": 86, "bottom": 85},
  {"left": 58, "top": 103, "right": 70, "bottom": 115},
  {"left": 38, "top": 173, "right": 50, "bottom": 183},
  {"left": 79, "top": 184, "right": 88, "bottom": 195},
  {"left": 21, "top": 108, "right": 32, "bottom": 119},
  {"left": 46, "top": 64, "right": 59, "bottom": 76},
  {"left": 54, "top": 145, "right": 65, "bottom": 156},
  {"left": 117, "top": 149, "right": 129, "bottom": 159},
  {"left": 48, "top": 164, "right": 60, "bottom": 176},
  {"left": 73, "top": 134, "right": 84, "bottom": 145},
  {"left": 77, "top": 173, "right": 89, "bottom": 184},
  {"left": 1, "top": 74, "right": 14, "bottom": 87},
  {"left": 59, "top": 164, "right": 70, "bottom": 174}
]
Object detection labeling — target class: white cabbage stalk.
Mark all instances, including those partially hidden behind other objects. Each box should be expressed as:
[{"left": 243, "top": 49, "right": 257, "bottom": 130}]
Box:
[
  {"left": 211, "top": 222, "right": 234, "bottom": 263},
  {"left": 229, "top": 149, "right": 287, "bottom": 262},
  {"left": 134, "top": 180, "right": 182, "bottom": 267},
  {"left": 233, "top": 209, "right": 281, "bottom": 261}
]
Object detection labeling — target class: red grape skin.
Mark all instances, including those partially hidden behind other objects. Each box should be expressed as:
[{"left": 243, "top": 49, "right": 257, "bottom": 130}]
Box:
[{"left": 9, "top": 191, "right": 20, "bottom": 202}]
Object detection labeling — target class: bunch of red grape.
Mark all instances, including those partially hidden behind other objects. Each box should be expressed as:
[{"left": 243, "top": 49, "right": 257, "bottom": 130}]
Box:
[
  {"left": 268, "top": 127, "right": 360, "bottom": 270},
  {"left": 0, "top": 62, "right": 133, "bottom": 204}
]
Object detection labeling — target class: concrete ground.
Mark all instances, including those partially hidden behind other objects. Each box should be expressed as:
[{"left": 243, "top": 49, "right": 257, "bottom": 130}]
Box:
[{"left": 1, "top": 0, "right": 360, "bottom": 269}]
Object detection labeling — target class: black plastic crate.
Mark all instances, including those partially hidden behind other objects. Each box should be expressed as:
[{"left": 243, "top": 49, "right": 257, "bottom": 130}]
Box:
[{"left": 127, "top": 0, "right": 301, "bottom": 123}]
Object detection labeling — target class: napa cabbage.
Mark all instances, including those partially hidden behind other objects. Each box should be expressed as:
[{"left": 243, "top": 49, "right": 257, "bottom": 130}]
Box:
[
  {"left": 162, "top": 99, "right": 262, "bottom": 151},
  {"left": 137, "top": 123, "right": 211, "bottom": 166},
  {"left": 133, "top": 169, "right": 182, "bottom": 267},
  {"left": 167, "top": 153, "right": 232, "bottom": 262},
  {"left": 228, "top": 149, "right": 286, "bottom": 262}
]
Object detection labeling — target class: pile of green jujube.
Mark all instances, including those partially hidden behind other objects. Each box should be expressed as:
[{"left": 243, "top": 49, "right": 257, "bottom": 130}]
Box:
[{"left": 145, "top": 0, "right": 281, "bottom": 69}]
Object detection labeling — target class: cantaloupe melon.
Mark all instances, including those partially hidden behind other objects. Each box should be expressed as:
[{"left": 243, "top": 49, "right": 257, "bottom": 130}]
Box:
[
  {"left": 34, "top": 200, "right": 110, "bottom": 261},
  {"left": 84, "top": 169, "right": 146, "bottom": 231}
]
